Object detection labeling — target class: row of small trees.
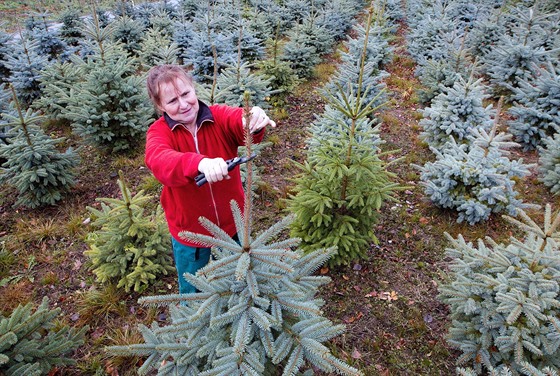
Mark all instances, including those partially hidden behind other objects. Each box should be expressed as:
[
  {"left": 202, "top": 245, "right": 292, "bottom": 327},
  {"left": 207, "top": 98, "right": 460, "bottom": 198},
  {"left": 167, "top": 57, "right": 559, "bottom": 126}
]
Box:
[
  {"left": 406, "top": 0, "right": 560, "bottom": 224},
  {"left": 404, "top": 0, "right": 560, "bottom": 374}
]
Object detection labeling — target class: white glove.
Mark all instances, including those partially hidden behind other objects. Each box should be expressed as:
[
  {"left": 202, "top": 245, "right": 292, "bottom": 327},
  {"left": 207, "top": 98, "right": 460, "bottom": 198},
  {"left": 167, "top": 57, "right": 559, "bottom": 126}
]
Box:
[
  {"left": 244, "top": 106, "right": 277, "bottom": 134},
  {"left": 198, "top": 158, "right": 229, "bottom": 184}
]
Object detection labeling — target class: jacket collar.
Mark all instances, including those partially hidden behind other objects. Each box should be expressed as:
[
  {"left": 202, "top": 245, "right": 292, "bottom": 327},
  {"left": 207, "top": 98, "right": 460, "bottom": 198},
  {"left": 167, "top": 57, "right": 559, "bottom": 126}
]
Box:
[{"left": 163, "top": 100, "right": 214, "bottom": 131}]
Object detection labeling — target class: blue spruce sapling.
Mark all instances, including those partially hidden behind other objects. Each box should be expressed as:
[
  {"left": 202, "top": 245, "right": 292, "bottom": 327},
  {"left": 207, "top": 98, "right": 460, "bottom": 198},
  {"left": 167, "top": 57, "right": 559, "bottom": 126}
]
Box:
[
  {"left": 507, "top": 61, "right": 560, "bottom": 151},
  {"left": 417, "top": 103, "right": 535, "bottom": 224},
  {"left": 0, "top": 87, "right": 79, "bottom": 208},
  {"left": 0, "top": 297, "right": 88, "bottom": 375},
  {"left": 419, "top": 72, "right": 494, "bottom": 149},
  {"left": 538, "top": 133, "right": 560, "bottom": 195},
  {"left": 439, "top": 204, "right": 560, "bottom": 372}
]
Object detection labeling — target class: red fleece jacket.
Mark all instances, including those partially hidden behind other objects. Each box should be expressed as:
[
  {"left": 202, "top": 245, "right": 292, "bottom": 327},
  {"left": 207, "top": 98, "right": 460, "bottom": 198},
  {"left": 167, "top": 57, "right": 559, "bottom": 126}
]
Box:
[{"left": 145, "top": 102, "right": 265, "bottom": 246}]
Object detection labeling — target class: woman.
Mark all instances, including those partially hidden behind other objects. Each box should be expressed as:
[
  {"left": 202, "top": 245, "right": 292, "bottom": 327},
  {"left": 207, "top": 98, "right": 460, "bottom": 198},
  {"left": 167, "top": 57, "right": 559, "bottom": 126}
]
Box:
[{"left": 145, "top": 65, "right": 276, "bottom": 294}]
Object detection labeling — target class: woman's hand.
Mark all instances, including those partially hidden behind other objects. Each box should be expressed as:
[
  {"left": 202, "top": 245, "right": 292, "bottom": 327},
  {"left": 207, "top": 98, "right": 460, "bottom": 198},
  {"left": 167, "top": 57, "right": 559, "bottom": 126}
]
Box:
[
  {"left": 246, "top": 106, "right": 277, "bottom": 134},
  {"left": 197, "top": 158, "right": 229, "bottom": 184}
]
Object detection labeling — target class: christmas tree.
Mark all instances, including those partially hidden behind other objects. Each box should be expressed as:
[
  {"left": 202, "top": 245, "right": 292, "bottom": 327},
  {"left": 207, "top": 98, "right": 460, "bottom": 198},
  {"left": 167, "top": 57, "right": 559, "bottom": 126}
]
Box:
[
  {"left": 507, "top": 61, "right": 560, "bottom": 151},
  {"left": 58, "top": 8, "right": 84, "bottom": 47},
  {"left": 85, "top": 171, "right": 174, "bottom": 293},
  {"left": 419, "top": 73, "right": 494, "bottom": 149},
  {"left": 484, "top": 5, "right": 558, "bottom": 97},
  {"left": 111, "top": 15, "right": 146, "bottom": 57},
  {"left": 313, "top": 0, "right": 362, "bottom": 41},
  {"left": 108, "top": 98, "right": 362, "bottom": 376},
  {"left": 439, "top": 204, "right": 560, "bottom": 372},
  {"left": 33, "top": 60, "right": 81, "bottom": 123},
  {"left": 3, "top": 34, "right": 48, "bottom": 109},
  {"left": 182, "top": 15, "right": 236, "bottom": 83},
  {"left": 538, "top": 133, "right": 560, "bottom": 196},
  {"left": 0, "top": 29, "right": 12, "bottom": 83},
  {"left": 0, "top": 297, "right": 88, "bottom": 376},
  {"left": 406, "top": 2, "right": 455, "bottom": 63},
  {"left": 0, "top": 87, "right": 80, "bottom": 209},
  {"left": 287, "top": 6, "right": 400, "bottom": 266},
  {"left": 415, "top": 35, "right": 473, "bottom": 104},
  {"left": 281, "top": 24, "right": 321, "bottom": 80},
  {"left": 54, "top": 16, "right": 154, "bottom": 152},
  {"left": 417, "top": 107, "right": 535, "bottom": 225},
  {"left": 24, "top": 11, "right": 72, "bottom": 62}
]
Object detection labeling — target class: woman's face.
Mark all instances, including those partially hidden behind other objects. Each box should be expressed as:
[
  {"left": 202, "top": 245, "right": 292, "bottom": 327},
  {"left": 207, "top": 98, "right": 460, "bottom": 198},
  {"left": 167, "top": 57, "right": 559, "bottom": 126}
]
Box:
[{"left": 157, "top": 77, "right": 199, "bottom": 127}]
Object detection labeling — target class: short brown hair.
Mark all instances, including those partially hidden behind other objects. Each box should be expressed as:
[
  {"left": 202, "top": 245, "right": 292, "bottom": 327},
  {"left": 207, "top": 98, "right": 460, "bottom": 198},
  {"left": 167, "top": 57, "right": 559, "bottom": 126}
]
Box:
[{"left": 146, "top": 65, "right": 194, "bottom": 111}]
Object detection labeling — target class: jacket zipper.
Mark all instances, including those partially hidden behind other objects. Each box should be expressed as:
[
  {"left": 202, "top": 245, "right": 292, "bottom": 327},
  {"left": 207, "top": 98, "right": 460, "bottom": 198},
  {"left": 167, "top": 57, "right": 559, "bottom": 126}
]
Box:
[{"left": 191, "top": 126, "right": 221, "bottom": 227}]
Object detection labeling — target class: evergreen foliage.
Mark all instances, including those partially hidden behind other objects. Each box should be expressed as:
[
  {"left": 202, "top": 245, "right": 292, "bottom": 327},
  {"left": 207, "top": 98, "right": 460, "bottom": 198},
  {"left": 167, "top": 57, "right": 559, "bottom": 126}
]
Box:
[
  {"left": 112, "top": 15, "right": 146, "bottom": 57},
  {"left": 212, "top": 61, "right": 276, "bottom": 109},
  {"left": 256, "top": 58, "right": 298, "bottom": 106},
  {"left": 287, "top": 88, "right": 399, "bottom": 266},
  {"left": 417, "top": 122, "right": 535, "bottom": 225},
  {"left": 345, "top": 21, "right": 392, "bottom": 69},
  {"left": 287, "top": 6, "right": 400, "bottom": 266},
  {"left": 507, "top": 61, "right": 560, "bottom": 151},
  {"left": 0, "top": 297, "right": 88, "bottom": 376},
  {"left": 33, "top": 60, "right": 81, "bottom": 122},
  {"left": 419, "top": 74, "right": 494, "bottom": 149},
  {"left": 538, "top": 133, "right": 560, "bottom": 195},
  {"left": 109, "top": 203, "right": 362, "bottom": 375},
  {"left": 4, "top": 37, "right": 48, "bottom": 109},
  {"left": 439, "top": 204, "right": 560, "bottom": 372},
  {"left": 139, "top": 27, "right": 178, "bottom": 68},
  {"left": 458, "top": 363, "right": 559, "bottom": 376},
  {"left": 172, "top": 19, "right": 196, "bottom": 63},
  {"left": 313, "top": 0, "right": 362, "bottom": 40},
  {"left": 147, "top": 9, "right": 176, "bottom": 40},
  {"left": 0, "top": 30, "right": 11, "bottom": 83},
  {"left": 25, "top": 13, "right": 72, "bottom": 62},
  {"left": 108, "top": 102, "right": 361, "bottom": 375},
  {"left": 281, "top": 25, "right": 321, "bottom": 79},
  {"left": 415, "top": 36, "right": 473, "bottom": 104},
  {"left": 466, "top": 8, "right": 508, "bottom": 59},
  {"left": 0, "top": 89, "right": 79, "bottom": 209},
  {"left": 58, "top": 8, "right": 85, "bottom": 47},
  {"left": 483, "top": 6, "right": 558, "bottom": 97},
  {"left": 231, "top": 20, "right": 266, "bottom": 63},
  {"left": 182, "top": 16, "right": 236, "bottom": 82},
  {"left": 255, "top": 27, "right": 299, "bottom": 106},
  {"left": 55, "top": 18, "right": 153, "bottom": 152},
  {"left": 406, "top": 5, "right": 454, "bottom": 63},
  {"left": 85, "top": 172, "right": 174, "bottom": 293}
]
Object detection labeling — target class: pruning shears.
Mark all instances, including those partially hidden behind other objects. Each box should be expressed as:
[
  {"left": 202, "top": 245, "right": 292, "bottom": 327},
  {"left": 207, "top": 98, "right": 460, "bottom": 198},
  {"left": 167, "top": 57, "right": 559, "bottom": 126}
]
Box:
[{"left": 195, "top": 153, "right": 257, "bottom": 187}]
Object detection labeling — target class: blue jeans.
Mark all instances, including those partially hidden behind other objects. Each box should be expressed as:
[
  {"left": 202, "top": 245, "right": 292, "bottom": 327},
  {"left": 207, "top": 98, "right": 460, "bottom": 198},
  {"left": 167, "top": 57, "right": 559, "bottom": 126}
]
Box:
[{"left": 171, "top": 237, "right": 211, "bottom": 294}]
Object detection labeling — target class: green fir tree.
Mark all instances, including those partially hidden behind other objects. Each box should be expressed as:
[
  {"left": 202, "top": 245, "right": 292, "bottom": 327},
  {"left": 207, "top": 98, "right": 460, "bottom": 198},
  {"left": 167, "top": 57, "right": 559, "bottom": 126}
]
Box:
[
  {"left": 85, "top": 171, "right": 174, "bottom": 293},
  {"left": 286, "top": 6, "right": 400, "bottom": 266}
]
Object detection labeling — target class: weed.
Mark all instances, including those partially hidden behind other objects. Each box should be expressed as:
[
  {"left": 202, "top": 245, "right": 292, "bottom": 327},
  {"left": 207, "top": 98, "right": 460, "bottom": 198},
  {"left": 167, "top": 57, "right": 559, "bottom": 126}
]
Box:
[
  {"left": 41, "top": 271, "right": 60, "bottom": 286},
  {"left": 314, "top": 62, "right": 337, "bottom": 83},
  {"left": 0, "top": 280, "right": 35, "bottom": 314},
  {"left": 0, "top": 241, "right": 15, "bottom": 279},
  {"left": 112, "top": 154, "right": 144, "bottom": 170},
  {"left": 14, "top": 217, "right": 63, "bottom": 244},
  {"left": 139, "top": 174, "right": 162, "bottom": 195},
  {"left": 74, "top": 283, "right": 128, "bottom": 326}
]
